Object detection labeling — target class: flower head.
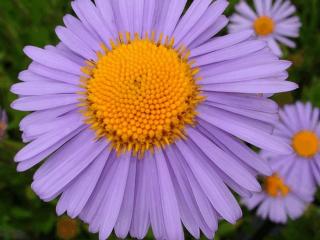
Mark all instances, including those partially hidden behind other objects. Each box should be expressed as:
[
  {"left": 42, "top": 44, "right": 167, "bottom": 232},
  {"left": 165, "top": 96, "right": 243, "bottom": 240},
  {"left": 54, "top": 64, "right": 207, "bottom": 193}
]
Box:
[
  {"left": 82, "top": 36, "right": 203, "bottom": 156},
  {"left": 243, "top": 173, "right": 312, "bottom": 223},
  {"left": 262, "top": 102, "right": 320, "bottom": 196},
  {"left": 242, "top": 153, "right": 313, "bottom": 223},
  {"left": 0, "top": 109, "right": 8, "bottom": 140},
  {"left": 229, "top": 0, "right": 301, "bottom": 56},
  {"left": 11, "top": 0, "right": 297, "bottom": 239}
]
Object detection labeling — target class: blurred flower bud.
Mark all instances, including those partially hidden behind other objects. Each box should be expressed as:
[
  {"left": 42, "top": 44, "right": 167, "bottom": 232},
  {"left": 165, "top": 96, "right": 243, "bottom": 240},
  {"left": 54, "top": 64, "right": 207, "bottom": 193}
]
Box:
[
  {"left": 0, "top": 109, "right": 7, "bottom": 140},
  {"left": 56, "top": 216, "right": 78, "bottom": 240}
]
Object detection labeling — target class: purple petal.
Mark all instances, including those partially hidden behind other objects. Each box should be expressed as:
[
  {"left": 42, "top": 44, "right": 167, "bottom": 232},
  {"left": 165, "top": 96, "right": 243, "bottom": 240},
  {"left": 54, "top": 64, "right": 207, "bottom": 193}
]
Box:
[
  {"left": 154, "top": 149, "right": 184, "bottom": 240},
  {"left": 24, "top": 46, "right": 81, "bottom": 75}
]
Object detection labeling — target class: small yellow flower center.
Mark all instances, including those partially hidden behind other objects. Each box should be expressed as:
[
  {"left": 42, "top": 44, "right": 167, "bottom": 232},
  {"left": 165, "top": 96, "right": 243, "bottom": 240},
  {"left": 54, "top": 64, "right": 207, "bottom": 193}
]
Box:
[
  {"left": 80, "top": 33, "right": 203, "bottom": 157},
  {"left": 292, "top": 131, "right": 319, "bottom": 158},
  {"left": 253, "top": 16, "right": 275, "bottom": 36},
  {"left": 265, "top": 174, "right": 290, "bottom": 197}
]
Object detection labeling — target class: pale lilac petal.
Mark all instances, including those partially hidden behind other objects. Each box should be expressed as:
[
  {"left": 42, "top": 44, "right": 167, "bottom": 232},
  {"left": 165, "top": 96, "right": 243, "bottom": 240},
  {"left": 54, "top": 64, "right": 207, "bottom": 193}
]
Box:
[
  {"left": 264, "top": 0, "right": 273, "bottom": 15},
  {"left": 286, "top": 158, "right": 317, "bottom": 196},
  {"left": 205, "top": 101, "right": 279, "bottom": 125},
  {"left": 198, "top": 105, "right": 292, "bottom": 154},
  {"left": 174, "top": 145, "right": 218, "bottom": 234},
  {"left": 22, "top": 111, "right": 82, "bottom": 138},
  {"left": 190, "top": 30, "right": 253, "bottom": 57},
  {"left": 11, "top": 94, "right": 80, "bottom": 111},
  {"left": 28, "top": 62, "right": 80, "bottom": 85},
  {"left": 94, "top": 0, "right": 118, "bottom": 37},
  {"left": 243, "top": 193, "right": 265, "bottom": 209},
  {"left": 257, "top": 198, "right": 271, "bottom": 219},
  {"left": 117, "top": 0, "right": 134, "bottom": 35},
  {"left": 14, "top": 115, "right": 84, "bottom": 162},
  {"left": 142, "top": 0, "right": 156, "bottom": 35},
  {"left": 188, "top": 15, "right": 228, "bottom": 49},
  {"left": 200, "top": 61, "right": 291, "bottom": 84},
  {"left": 198, "top": 120, "right": 272, "bottom": 175},
  {"left": 267, "top": 38, "right": 283, "bottom": 57},
  {"left": 11, "top": 81, "right": 81, "bottom": 96},
  {"left": 269, "top": 198, "right": 287, "bottom": 223},
  {"left": 114, "top": 158, "right": 137, "bottom": 238},
  {"left": 32, "top": 132, "right": 107, "bottom": 200},
  {"left": 165, "top": 146, "right": 202, "bottom": 238},
  {"left": 99, "top": 152, "right": 131, "bottom": 240},
  {"left": 284, "top": 195, "right": 307, "bottom": 220},
  {"left": 130, "top": 158, "right": 150, "bottom": 239},
  {"left": 253, "top": 0, "right": 264, "bottom": 16},
  {"left": 75, "top": 0, "right": 114, "bottom": 45},
  {"left": 173, "top": 0, "right": 212, "bottom": 44},
  {"left": 187, "top": 128, "right": 261, "bottom": 192},
  {"left": 132, "top": 0, "right": 144, "bottom": 37},
  {"left": 235, "top": 1, "right": 257, "bottom": 20},
  {"left": 19, "top": 104, "right": 77, "bottom": 131},
  {"left": 45, "top": 45, "right": 85, "bottom": 66},
  {"left": 145, "top": 153, "right": 166, "bottom": 239},
  {"left": 202, "top": 79, "right": 298, "bottom": 94},
  {"left": 17, "top": 126, "right": 84, "bottom": 172},
  {"left": 63, "top": 14, "right": 101, "bottom": 51},
  {"left": 274, "top": 35, "right": 296, "bottom": 48},
  {"left": 55, "top": 26, "right": 97, "bottom": 60},
  {"left": 155, "top": 149, "right": 184, "bottom": 240},
  {"left": 205, "top": 92, "right": 278, "bottom": 114},
  {"left": 153, "top": 0, "right": 170, "bottom": 38},
  {"left": 194, "top": 40, "right": 266, "bottom": 66},
  {"left": 24, "top": 46, "right": 82, "bottom": 75},
  {"left": 56, "top": 147, "right": 111, "bottom": 217},
  {"left": 161, "top": 0, "right": 186, "bottom": 37},
  {"left": 176, "top": 140, "right": 241, "bottom": 224},
  {"left": 175, "top": 0, "right": 229, "bottom": 48},
  {"left": 82, "top": 154, "right": 120, "bottom": 232}
]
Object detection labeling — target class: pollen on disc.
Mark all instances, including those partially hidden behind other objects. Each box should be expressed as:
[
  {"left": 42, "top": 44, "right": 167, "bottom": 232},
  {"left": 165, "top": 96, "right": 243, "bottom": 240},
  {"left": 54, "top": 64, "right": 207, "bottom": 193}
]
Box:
[
  {"left": 292, "top": 131, "right": 319, "bottom": 158},
  {"left": 254, "top": 16, "right": 275, "bottom": 36},
  {"left": 265, "top": 174, "right": 290, "bottom": 197}
]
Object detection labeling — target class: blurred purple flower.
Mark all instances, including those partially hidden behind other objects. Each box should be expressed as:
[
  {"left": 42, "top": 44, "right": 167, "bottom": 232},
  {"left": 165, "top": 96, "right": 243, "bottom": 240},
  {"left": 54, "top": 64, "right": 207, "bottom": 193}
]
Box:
[
  {"left": 242, "top": 153, "right": 313, "bottom": 223},
  {"left": 229, "top": 0, "right": 301, "bottom": 56},
  {"left": 242, "top": 172, "right": 312, "bottom": 223},
  {"left": 261, "top": 102, "right": 320, "bottom": 197}
]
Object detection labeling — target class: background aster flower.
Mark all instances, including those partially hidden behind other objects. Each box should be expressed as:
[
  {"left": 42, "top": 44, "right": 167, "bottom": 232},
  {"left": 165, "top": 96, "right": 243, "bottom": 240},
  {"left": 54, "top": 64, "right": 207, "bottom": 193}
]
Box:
[
  {"left": 242, "top": 154, "right": 313, "bottom": 223},
  {"left": 242, "top": 172, "right": 312, "bottom": 223},
  {"left": 262, "top": 102, "right": 320, "bottom": 197},
  {"left": 228, "top": 0, "right": 302, "bottom": 56},
  {"left": 10, "top": 0, "right": 297, "bottom": 239}
]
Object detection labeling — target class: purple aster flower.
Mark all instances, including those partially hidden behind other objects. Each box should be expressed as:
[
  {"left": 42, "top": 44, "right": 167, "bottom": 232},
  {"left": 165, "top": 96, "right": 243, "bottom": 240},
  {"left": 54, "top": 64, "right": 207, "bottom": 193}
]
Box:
[
  {"left": 261, "top": 102, "right": 320, "bottom": 198},
  {"left": 0, "top": 108, "right": 8, "bottom": 140},
  {"left": 11, "top": 0, "right": 297, "bottom": 239},
  {"left": 242, "top": 153, "right": 313, "bottom": 223},
  {"left": 228, "top": 0, "right": 301, "bottom": 56}
]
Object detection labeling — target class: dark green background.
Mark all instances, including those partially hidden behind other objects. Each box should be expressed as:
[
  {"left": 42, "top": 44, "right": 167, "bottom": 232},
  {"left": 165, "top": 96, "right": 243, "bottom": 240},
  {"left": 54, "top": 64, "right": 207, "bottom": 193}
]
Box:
[{"left": 0, "top": 0, "right": 320, "bottom": 239}]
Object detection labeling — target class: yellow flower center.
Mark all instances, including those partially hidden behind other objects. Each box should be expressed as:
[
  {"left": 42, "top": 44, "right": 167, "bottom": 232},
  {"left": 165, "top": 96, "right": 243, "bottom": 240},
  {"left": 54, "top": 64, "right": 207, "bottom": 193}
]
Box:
[
  {"left": 292, "top": 131, "right": 319, "bottom": 158},
  {"left": 80, "top": 33, "right": 203, "bottom": 157},
  {"left": 253, "top": 16, "right": 275, "bottom": 36},
  {"left": 265, "top": 174, "right": 290, "bottom": 197}
]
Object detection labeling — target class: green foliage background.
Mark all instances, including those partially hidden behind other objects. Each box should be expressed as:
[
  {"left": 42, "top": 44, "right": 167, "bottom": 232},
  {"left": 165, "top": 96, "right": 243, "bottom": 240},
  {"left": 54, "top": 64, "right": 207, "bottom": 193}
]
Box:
[{"left": 0, "top": 0, "right": 319, "bottom": 239}]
